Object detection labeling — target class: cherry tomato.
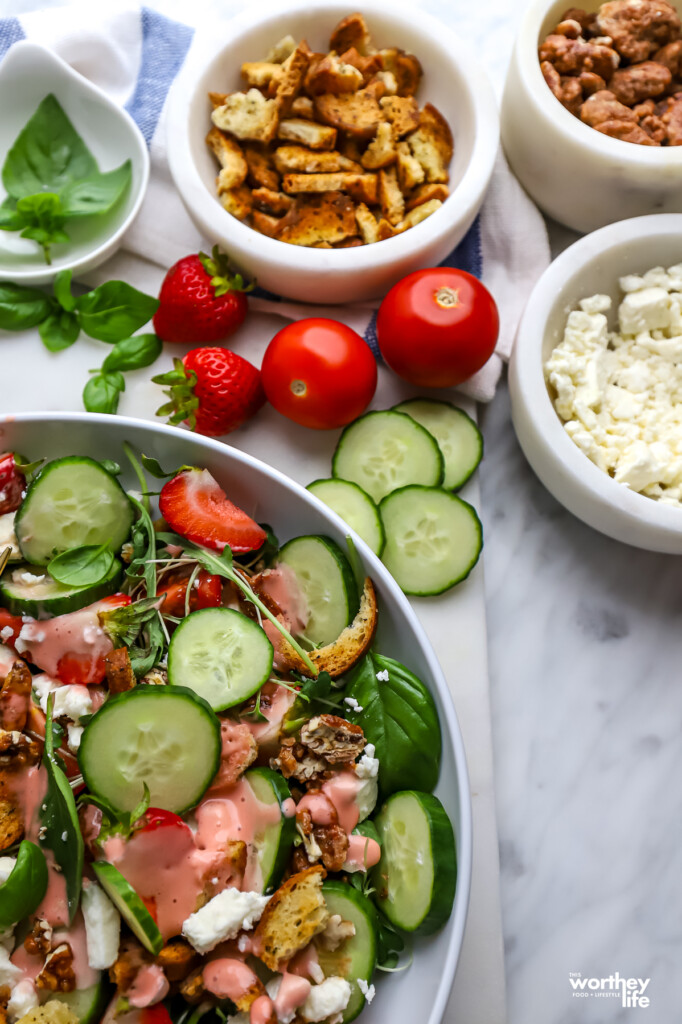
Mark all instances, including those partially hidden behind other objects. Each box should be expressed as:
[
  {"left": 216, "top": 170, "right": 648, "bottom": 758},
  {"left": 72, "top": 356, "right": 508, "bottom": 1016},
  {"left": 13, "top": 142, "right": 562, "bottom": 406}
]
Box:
[
  {"left": 261, "top": 318, "right": 377, "bottom": 430},
  {"left": 157, "top": 570, "right": 222, "bottom": 617},
  {"left": 0, "top": 454, "right": 26, "bottom": 515},
  {"left": 140, "top": 808, "right": 191, "bottom": 834},
  {"left": 376, "top": 268, "right": 499, "bottom": 388}
]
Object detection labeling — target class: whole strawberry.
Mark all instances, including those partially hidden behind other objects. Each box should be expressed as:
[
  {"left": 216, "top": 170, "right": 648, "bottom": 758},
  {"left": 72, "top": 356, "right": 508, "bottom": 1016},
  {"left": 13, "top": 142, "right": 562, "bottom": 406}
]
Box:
[
  {"left": 153, "top": 348, "right": 265, "bottom": 437},
  {"left": 153, "top": 246, "right": 253, "bottom": 344}
]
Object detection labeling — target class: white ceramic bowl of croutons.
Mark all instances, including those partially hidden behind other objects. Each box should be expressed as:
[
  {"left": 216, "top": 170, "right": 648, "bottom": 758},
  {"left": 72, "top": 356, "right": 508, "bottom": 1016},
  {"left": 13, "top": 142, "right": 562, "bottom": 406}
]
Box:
[
  {"left": 166, "top": 0, "right": 498, "bottom": 303},
  {"left": 502, "top": 0, "right": 682, "bottom": 233}
]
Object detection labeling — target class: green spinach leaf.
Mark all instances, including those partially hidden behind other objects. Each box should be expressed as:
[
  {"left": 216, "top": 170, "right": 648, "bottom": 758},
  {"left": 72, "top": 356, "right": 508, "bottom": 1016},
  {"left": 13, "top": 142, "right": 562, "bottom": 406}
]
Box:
[
  {"left": 345, "top": 653, "right": 442, "bottom": 796},
  {"left": 40, "top": 692, "right": 84, "bottom": 923},
  {"left": 48, "top": 542, "right": 114, "bottom": 587},
  {"left": 39, "top": 309, "right": 80, "bottom": 352},
  {"left": 76, "top": 282, "right": 159, "bottom": 343},
  {"left": 53, "top": 269, "right": 77, "bottom": 312},
  {"left": 101, "top": 333, "right": 162, "bottom": 373},
  {"left": 0, "top": 282, "right": 52, "bottom": 330},
  {"left": 83, "top": 371, "right": 125, "bottom": 414},
  {"left": 60, "top": 159, "right": 132, "bottom": 218}
]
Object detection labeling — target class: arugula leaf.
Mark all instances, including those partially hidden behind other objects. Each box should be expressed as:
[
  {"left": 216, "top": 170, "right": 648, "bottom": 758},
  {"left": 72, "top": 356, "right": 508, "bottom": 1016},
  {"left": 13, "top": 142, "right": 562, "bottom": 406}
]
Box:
[
  {"left": 2, "top": 94, "right": 97, "bottom": 199},
  {"left": 40, "top": 692, "right": 84, "bottom": 923},
  {"left": 39, "top": 310, "right": 79, "bottom": 352},
  {"left": 99, "top": 594, "right": 161, "bottom": 647},
  {"left": 345, "top": 653, "right": 442, "bottom": 796},
  {"left": 83, "top": 371, "right": 125, "bottom": 414},
  {"left": 101, "top": 333, "right": 162, "bottom": 374},
  {"left": 123, "top": 489, "right": 166, "bottom": 678},
  {"left": 76, "top": 282, "right": 159, "bottom": 343},
  {"left": 48, "top": 543, "right": 114, "bottom": 587},
  {"left": 60, "top": 160, "right": 132, "bottom": 218},
  {"left": 0, "top": 282, "right": 52, "bottom": 331},
  {"left": 53, "top": 269, "right": 76, "bottom": 313}
]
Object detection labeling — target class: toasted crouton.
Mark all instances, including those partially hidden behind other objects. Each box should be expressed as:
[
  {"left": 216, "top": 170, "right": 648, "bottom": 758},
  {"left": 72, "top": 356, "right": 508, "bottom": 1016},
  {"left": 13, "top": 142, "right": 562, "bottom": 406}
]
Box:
[
  {"left": 281, "top": 172, "right": 368, "bottom": 196},
  {"left": 219, "top": 185, "right": 253, "bottom": 221},
  {"left": 277, "top": 118, "right": 337, "bottom": 150},
  {"left": 378, "top": 166, "right": 405, "bottom": 225},
  {"left": 208, "top": 91, "right": 229, "bottom": 109},
  {"left": 241, "top": 62, "right": 282, "bottom": 90},
  {"left": 251, "top": 187, "right": 293, "bottom": 216},
  {"left": 155, "top": 939, "right": 197, "bottom": 983},
  {"left": 338, "top": 135, "right": 364, "bottom": 164},
  {"left": 335, "top": 237, "right": 363, "bottom": 247},
  {"left": 206, "top": 128, "right": 248, "bottom": 192},
  {"left": 397, "top": 198, "right": 443, "bottom": 231},
  {"left": 104, "top": 647, "right": 136, "bottom": 695},
  {"left": 396, "top": 140, "right": 425, "bottom": 191},
  {"left": 265, "top": 35, "right": 297, "bottom": 64},
  {"left": 306, "top": 53, "right": 364, "bottom": 95},
  {"left": 290, "top": 95, "right": 315, "bottom": 119},
  {"left": 339, "top": 47, "right": 384, "bottom": 85},
  {"left": 355, "top": 203, "right": 379, "bottom": 244},
  {"left": 244, "top": 146, "right": 280, "bottom": 190},
  {"left": 377, "top": 217, "right": 395, "bottom": 240},
  {"left": 254, "top": 866, "right": 329, "bottom": 970},
  {"left": 329, "top": 13, "right": 374, "bottom": 56},
  {"left": 212, "top": 89, "right": 279, "bottom": 143},
  {"left": 274, "top": 43, "right": 311, "bottom": 114},
  {"left": 407, "top": 103, "right": 453, "bottom": 183},
  {"left": 361, "top": 121, "right": 397, "bottom": 169},
  {"left": 273, "top": 145, "right": 361, "bottom": 174},
  {"left": 380, "top": 95, "right": 420, "bottom": 137},
  {"left": 373, "top": 70, "right": 398, "bottom": 95},
  {"left": 275, "top": 192, "right": 357, "bottom": 247},
  {"left": 406, "top": 183, "right": 449, "bottom": 210},
  {"left": 252, "top": 211, "right": 282, "bottom": 237},
  {"left": 378, "top": 48, "right": 423, "bottom": 96},
  {"left": 314, "top": 90, "right": 382, "bottom": 138},
  {"left": 18, "top": 1002, "right": 79, "bottom": 1024}
]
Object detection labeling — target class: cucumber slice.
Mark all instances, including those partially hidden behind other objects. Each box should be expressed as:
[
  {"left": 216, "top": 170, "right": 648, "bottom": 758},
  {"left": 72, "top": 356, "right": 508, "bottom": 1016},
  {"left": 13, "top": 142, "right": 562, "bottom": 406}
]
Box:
[
  {"left": 79, "top": 685, "right": 221, "bottom": 813},
  {"left": 316, "top": 881, "right": 377, "bottom": 1023},
  {"left": 379, "top": 486, "right": 482, "bottom": 595},
  {"left": 278, "top": 536, "right": 358, "bottom": 646},
  {"left": 332, "top": 411, "right": 443, "bottom": 503},
  {"left": 54, "top": 977, "right": 109, "bottom": 1024},
  {"left": 91, "top": 861, "right": 163, "bottom": 955},
  {"left": 393, "top": 399, "right": 483, "bottom": 490},
  {"left": 306, "top": 479, "right": 385, "bottom": 557},
  {"left": 167, "top": 608, "right": 273, "bottom": 711},
  {"left": 0, "top": 559, "right": 122, "bottom": 618},
  {"left": 371, "top": 791, "right": 456, "bottom": 935},
  {"left": 244, "top": 767, "right": 296, "bottom": 893},
  {"left": 15, "top": 456, "right": 133, "bottom": 566}
]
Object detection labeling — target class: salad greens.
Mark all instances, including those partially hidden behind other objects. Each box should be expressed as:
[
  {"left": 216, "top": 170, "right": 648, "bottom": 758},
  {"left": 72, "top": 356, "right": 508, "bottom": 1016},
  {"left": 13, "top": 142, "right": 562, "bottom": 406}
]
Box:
[
  {"left": 0, "top": 94, "right": 132, "bottom": 264},
  {"left": 47, "top": 543, "right": 115, "bottom": 587}
]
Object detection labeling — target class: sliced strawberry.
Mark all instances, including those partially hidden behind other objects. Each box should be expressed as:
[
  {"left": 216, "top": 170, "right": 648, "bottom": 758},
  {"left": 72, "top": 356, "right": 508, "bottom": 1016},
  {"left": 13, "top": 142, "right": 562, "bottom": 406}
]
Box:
[
  {"left": 140, "top": 808, "right": 192, "bottom": 836},
  {"left": 0, "top": 454, "right": 26, "bottom": 515},
  {"left": 156, "top": 570, "right": 222, "bottom": 617},
  {"left": 0, "top": 609, "right": 23, "bottom": 648},
  {"left": 159, "top": 469, "right": 266, "bottom": 554}
]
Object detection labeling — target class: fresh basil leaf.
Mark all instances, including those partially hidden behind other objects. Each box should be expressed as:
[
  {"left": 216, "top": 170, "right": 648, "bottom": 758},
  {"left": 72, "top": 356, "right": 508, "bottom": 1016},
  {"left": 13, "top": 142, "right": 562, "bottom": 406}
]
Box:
[
  {"left": 345, "top": 653, "right": 442, "bottom": 796},
  {"left": 40, "top": 692, "right": 84, "bottom": 923},
  {"left": 60, "top": 159, "right": 132, "bottom": 218},
  {"left": 48, "top": 542, "right": 114, "bottom": 587},
  {"left": 76, "top": 282, "right": 159, "bottom": 343},
  {"left": 16, "top": 191, "right": 64, "bottom": 223},
  {"left": 83, "top": 371, "right": 125, "bottom": 414},
  {"left": 102, "top": 333, "right": 162, "bottom": 374},
  {"left": 0, "top": 282, "right": 52, "bottom": 330},
  {"left": 53, "top": 269, "right": 76, "bottom": 313},
  {"left": 39, "top": 310, "right": 79, "bottom": 352},
  {"left": 2, "top": 94, "right": 97, "bottom": 199},
  {"left": 0, "top": 197, "right": 24, "bottom": 231}
]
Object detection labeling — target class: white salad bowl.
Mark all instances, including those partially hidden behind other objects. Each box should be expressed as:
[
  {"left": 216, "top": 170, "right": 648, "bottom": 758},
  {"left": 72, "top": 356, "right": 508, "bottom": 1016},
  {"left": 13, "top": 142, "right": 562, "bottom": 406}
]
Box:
[
  {"left": 165, "top": 0, "right": 499, "bottom": 304},
  {"left": 0, "top": 42, "right": 149, "bottom": 285},
  {"left": 510, "top": 213, "right": 682, "bottom": 553},
  {"left": 0, "top": 411, "right": 473, "bottom": 1024},
  {"left": 502, "top": 0, "right": 682, "bottom": 233}
]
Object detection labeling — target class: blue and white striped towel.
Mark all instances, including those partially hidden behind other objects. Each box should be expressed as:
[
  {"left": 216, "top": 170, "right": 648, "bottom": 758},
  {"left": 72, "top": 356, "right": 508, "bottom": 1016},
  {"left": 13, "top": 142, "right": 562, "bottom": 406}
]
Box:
[{"left": 0, "top": 1, "right": 550, "bottom": 402}]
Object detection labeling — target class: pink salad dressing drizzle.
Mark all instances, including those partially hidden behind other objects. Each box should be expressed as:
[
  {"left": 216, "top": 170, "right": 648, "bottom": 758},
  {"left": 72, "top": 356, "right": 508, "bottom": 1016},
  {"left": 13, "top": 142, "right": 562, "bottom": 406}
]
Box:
[
  {"left": 250, "top": 994, "right": 274, "bottom": 1024},
  {"left": 296, "top": 792, "right": 336, "bottom": 826},
  {"left": 345, "top": 834, "right": 381, "bottom": 871},
  {"left": 288, "top": 943, "right": 321, "bottom": 980},
  {"left": 203, "top": 958, "right": 259, "bottom": 1001},
  {"left": 11, "top": 912, "right": 97, "bottom": 989},
  {"left": 254, "top": 566, "right": 309, "bottom": 670},
  {"left": 244, "top": 684, "right": 296, "bottom": 751},
  {"left": 274, "top": 973, "right": 311, "bottom": 1019},
  {"left": 14, "top": 598, "right": 127, "bottom": 683},
  {"left": 321, "top": 771, "right": 363, "bottom": 833},
  {"left": 128, "top": 964, "right": 171, "bottom": 1007},
  {"left": 0, "top": 644, "right": 18, "bottom": 678}
]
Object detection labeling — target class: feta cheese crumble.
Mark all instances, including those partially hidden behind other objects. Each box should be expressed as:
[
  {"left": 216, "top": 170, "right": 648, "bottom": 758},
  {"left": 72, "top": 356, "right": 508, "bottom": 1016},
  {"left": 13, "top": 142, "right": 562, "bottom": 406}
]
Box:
[
  {"left": 355, "top": 743, "right": 379, "bottom": 822},
  {"left": 356, "top": 979, "right": 376, "bottom": 1004},
  {"left": 343, "top": 696, "right": 363, "bottom": 712},
  {"left": 301, "top": 977, "right": 351, "bottom": 1021},
  {"left": 81, "top": 880, "right": 121, "bottom": 969},
  {"left": 375, "top": 669, "right": 389, "bottom": 682},
  {"left": 32, "top": 675, "right": 93, "bottom": 722},
  {"left": 7, "top": 979, "right": 38, "bottom": 1022},
  {"left": 182, "top": 888, "right": 269, "bottom": 953},
  {"left": 544, "top": 264, "right": 682, "bottom": 506}
]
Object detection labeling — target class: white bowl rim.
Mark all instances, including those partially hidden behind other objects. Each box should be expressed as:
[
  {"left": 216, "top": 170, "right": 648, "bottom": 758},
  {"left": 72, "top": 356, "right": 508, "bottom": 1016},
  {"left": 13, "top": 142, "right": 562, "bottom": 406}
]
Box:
[
  {"left": 0, "top": 41, "right": 150, "bottom": 283},
  {"left": 166, "top": 0, "right": 500, "bottom": 273},
  {"left": 516, "top": 0, "right": 682, "bottom": 166},
  {"left": 4, "top": 409, "right": 473, "bottom": 1022},
  {"left": 514, "top": 212, "right": 682, "bottom": 533}
]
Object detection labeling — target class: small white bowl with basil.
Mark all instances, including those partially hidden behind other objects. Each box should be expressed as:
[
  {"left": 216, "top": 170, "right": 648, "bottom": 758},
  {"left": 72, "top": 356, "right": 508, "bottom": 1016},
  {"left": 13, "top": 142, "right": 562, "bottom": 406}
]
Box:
[{"left": 0, "top": 42, "right": 148, "bottom": 284}]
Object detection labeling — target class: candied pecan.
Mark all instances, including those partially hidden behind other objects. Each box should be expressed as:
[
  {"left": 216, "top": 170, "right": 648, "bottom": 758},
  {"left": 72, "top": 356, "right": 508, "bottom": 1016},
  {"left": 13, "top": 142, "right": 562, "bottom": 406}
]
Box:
[
  {"left": 541, "top": 59, "right": 563, "bottom": 98},
  {"left": 560, "top": 75, "right": 584, "bottom": 113},
  {"left": 290, "top": 846, "right": 310, "bottom": 873},
  {"left": 36, "top": 943, "right": 76, "bottom": 993},
  {"left": 271, "top": 737, "right": 331, "bottom": 783},
  {"left": 660, "top": 93, "right": 682, "bottom": 143},
  {"left": 24, "top": 918, "right": 52, "bottom": 956},
  {"left": 555, "top": 18, "right": 583, "bottom": 38},
  {"left": 579, "top": 71, "right": 607, "bottom": 96},
  {"left": 539, "top": 34, "right": 619, "bottom": 80},
  {"left": 580, "top": 89, "right": 637, "bottom": 125},
  {"left": 0, "top": 730, "right": 41, "bottom": 767},
  {"left": 596, "top": 0, "right": 681, "bottom": 63},
  {"left": 0, "top": 662, "right": 31, "bottom": 732},
  {"left": 594, "top": 118, "right": 660, "bottom": 143},
  {"left": 609, "top": 61, "right": 672, "bottom": 105},
  {"left": 654, "top": 39, "right": 682, "bottom": 75},
  {"left": 300, "top": 715, "right": 365, "bottom": 765},
  {"left": 296, "top": 806, "right": 315, "bottom": 837},
  {"left": 313, "top": 823, "right": 348, "bottom": 872},
  {"left": 562, "top": 7, "right": 599, "bottom": 34}
]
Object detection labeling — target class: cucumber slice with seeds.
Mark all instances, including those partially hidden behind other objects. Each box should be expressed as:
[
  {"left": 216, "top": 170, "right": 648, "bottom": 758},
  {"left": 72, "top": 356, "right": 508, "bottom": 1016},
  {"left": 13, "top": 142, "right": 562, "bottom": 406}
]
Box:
[
  {"left": 316, "top": 881, "right": 378, "bottom": 1023},
  {"left": 91, "top": 860, "right": 163, "bottom": 954},
  {"left": 380, "top": 485, "right": 482, "bottom": 595},
  {"left": 244, "top": 767, "right": 296, "bottom": 894},
  {"left": 332, "top": 411, "right": 443, "bottom": 503},
  {"left": 278, "top": 535, "right": 358, "bottom": 646},
  {"left": 15, "top": 457, "right": 133, "bottom": 565},
  {"left": 0, "top": 559, "right": 122, "bottom": 618},
  {"left": 307, "top": 479, "right": 385, "bottom": 556},
  {"left": 79, "top": 685, "right": 221, "bottom": 813},
  {"left": 167, "top": 607, "right": 273, "bottom": 711},
  {"left": 393, "top": 398, "right": 483, "bottom": 490},
  {"left": 55, "top": 978, "right": 109, "bottom": 1024},
  {"left": 371, "top": 790, "right": 456, "bottom": 935}
]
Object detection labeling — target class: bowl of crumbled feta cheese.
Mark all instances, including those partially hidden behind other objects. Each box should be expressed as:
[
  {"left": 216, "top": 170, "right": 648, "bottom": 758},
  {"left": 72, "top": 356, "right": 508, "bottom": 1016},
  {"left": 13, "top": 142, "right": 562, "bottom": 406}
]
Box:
[{"left": 510, "top": 213, "right": 682, "bottom": 552}]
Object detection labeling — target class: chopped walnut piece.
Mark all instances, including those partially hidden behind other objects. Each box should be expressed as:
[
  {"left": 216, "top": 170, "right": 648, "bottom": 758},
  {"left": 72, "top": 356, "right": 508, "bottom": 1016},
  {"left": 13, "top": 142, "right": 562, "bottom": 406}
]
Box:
[
  {"left": 539, "top": 34, "right": 620, "bottom": 80},
  {"left": 609, "top": 61, "right": 672, "bottom": 105},
  {"left": 313, "top": 823, "right": 349, "bottom": 871},
  {"left": 0, "top": 729, "right": 41, "bottom": 767},
  {"left": 300, "top": 714, "right": 365, "bottom": 765},
  {"left": 0, "top": 661, "right": 30, "bottom": 732},
  {"left": 36, "top": 944, "right": 76, "bottom": 993},
  {"left": 271, "top": 737, "right": 331, "bottom": 783},
  {"left": 24, "top": 919, "right": 52, "bottom": 957},
  {"left": 596, "top": 0, "right": 681, "bottom": 63}
]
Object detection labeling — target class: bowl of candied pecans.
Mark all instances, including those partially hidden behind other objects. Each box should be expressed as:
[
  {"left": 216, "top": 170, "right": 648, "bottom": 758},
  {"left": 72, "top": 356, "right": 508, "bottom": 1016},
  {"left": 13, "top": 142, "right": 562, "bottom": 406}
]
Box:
[
  {"left": 502, "top": 0, "right": 682, "bottom": 233},
  {"left": 165, "top": 0, "right": 498, "bottom": 303}
]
